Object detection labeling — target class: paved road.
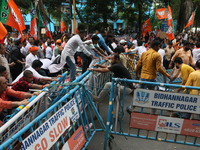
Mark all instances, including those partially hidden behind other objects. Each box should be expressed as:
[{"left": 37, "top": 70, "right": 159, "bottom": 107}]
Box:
[{"left": 87, "top": 94, "right": 200, "bottom": 150}]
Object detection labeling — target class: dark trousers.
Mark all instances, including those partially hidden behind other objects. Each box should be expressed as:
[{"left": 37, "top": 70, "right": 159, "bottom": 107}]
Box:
[{"left": 77, "top": 52, "right": 92, "bottom": 74}]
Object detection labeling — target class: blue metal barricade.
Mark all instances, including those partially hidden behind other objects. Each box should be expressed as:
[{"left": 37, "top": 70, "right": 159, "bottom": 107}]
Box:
[
  {"left": 0, "top": 75, "right": 106, "bottom": 150},
  {"left": 0, "top": 72, "right": 68, "bottom": 145},
  {"left": 104, "top": 78, "right": 200, "bottom": 150}
]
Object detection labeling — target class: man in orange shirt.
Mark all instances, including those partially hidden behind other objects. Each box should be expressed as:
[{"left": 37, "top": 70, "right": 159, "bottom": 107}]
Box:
[
  {"left": 136, "top": 40, "right": 172, "bottom": 89},
  {"left": 0, "top": 76, "right": 33, "bottom": 125}
]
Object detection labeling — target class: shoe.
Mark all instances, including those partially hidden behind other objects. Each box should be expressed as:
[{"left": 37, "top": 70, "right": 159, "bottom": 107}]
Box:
[{"left": 126, "top": 105, "right": 133, "bottom": 114}]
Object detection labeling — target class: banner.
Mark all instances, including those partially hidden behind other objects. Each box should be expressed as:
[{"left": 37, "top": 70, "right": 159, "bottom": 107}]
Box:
[
  {"left": 130, "top": 112, "right": 200, "bottom": 137},
  {"left": 133, "top": 89, "right": 200, "bottom": 114},
  {"left": 156, "top": 8, "right": 167, "bottom": 19},
  {"left": 62, "top": 126, "right": 86, "bottom": 150}
]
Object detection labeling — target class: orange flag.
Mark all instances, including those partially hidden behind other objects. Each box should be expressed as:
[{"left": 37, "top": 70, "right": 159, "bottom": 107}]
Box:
[
  {"left": 166, "top": 26, "right": 174, "bottom": 41},
  {"left": 44, "top": 21, "right": 52, "bottom": 39},
  {"left": 184, "top": 12, "right": 195, "bottom": 29},
  {"left": 141, "top": 18, "right": 152, "bottom": 36},
  {"left": 0, "top": 22, "right": 8, "bottom": 39},
  {"left": 6, "top": 0, "right": 26, "bottom": 34},
  {"left": 167, "top": 5, "right": 173, "bottom": 26},
  {"left": 60, "top": 20, "right": 67, "bottom": 33},
  {"left": 30, "top": 18, "right": 37, "bottom": 39},
  {"left": 156, "top": 8, "right": 167, "bottom": 19}
]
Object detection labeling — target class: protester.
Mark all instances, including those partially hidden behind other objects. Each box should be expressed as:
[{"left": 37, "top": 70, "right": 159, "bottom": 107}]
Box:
[
  {"left": 12, "top": 70, "right": 50, "bottom": 92},
  {"left": 88, "top": 54, "right": 134, "bottom": 102},
  {"left": 171, "top": 57, "right": 195, "bottom": 85},
  {"left": 25, "top": 46, "right": 39, "bottom": 68},
  {"left": 135, "top": 40, "right": 172, "bottom": 90},
  {"left": 185, "top": 59, "right": 200, "bottom": 95}
]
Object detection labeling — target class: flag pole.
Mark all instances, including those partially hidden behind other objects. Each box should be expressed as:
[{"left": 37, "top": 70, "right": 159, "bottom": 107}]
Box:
[{"left": 72, "top": 0, "right": 76, "bottom": 34}]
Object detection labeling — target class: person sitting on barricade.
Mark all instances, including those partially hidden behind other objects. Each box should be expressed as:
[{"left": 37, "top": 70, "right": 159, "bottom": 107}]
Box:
[
  {"left": 170, "top": 57, "right": 195, "bottom": 86},
  {"left": 88, "top": 54, "right": 134, "bottom": 102},
  {"left": 12, "top": 70, "right": 50, "bottom": 92},
  {"left": 0, "top": 76, "right": 33, "bottom": 126},
  {"left": 135, "top": 39, "right": 172, "bottom": 90}
]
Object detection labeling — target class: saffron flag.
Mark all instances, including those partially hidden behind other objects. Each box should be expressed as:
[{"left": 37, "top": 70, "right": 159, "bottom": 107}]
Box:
[
  {"left": 156, "top": 8, "right": 167, "bottom": 19},
  {"left": 0, "top": 0, "right": 25, "bottom": 33},
  {"left": 7, "top": 0, "right": 26, "bottom": 33},
  {"left": 166, "top": 5, "right": 174, "bottom": 41},
  {"left": 184, "top": 12, "right": 195, "bottom": 29},
  {"left": 167, "top": 5, "right": 173, "bottom": 26},
  {"left": 141, "top": 18, "right": 152, "bottom": 36},
  {"left": 0, "top": 22, "right": 8, "bottom": 39},
  {"left": 60, "top": 18, "right": 67, "bottom": 33},
  {"left": 44, "top": 21, "right": 52, "bottom": 39},
  {"left": 30, "top": 3, "right": 37, "bottom": 39}
]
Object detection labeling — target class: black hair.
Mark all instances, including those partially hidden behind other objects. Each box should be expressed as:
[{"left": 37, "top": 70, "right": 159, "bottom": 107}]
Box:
[
  {"left": 0, "top": 65, "right": 6, "bottom": 75},
  {"left": 113, "top": 54, "right": 120, "bottom": 60},
  {"left": 183, "top": 41, "right": 190, "bottom": 46},
  {"left": 32, "top": 60, "right": 43, "bottom": 69},
  {"left": 151, "top": 40, "right": 161, "bottom": 48},
  {"left": 91, "top": 35, "right": 99, "bottom": 41},
  {"left": 196, "top": 60, "right": 200, "bottom": 68},
  {"left": 113, "top": 46, "right": 125, "bottom": 54},
  {"left": 23, "top": 70, "right": 33, "bottom": 77},
  {"left": 174, "top": 57, "right": 183, "bottom": 64},
  {"left": 14, "top": 39, "right": 21, "bottom": 46},
  {"left": 34, "top": 40, "right": 40, "bottom": 46},
  {"left": 137, "top": 40, "right": 143, "bottom": 46},
  {"left": 196, "top": 42, "right": 200, "bottom": 48}
]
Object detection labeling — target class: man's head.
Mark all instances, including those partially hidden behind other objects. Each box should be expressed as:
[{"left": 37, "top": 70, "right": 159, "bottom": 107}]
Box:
[
  {"left": 23, "top": 70, "right": 34, "bottom": 83},
  {"left": 174, "top": 57, "right": 183, "bottom": 69},
  {"left": 183, "top": 41, "right": 191, "bottom": 51},
  {"left": 56, "top": 39, "right": 62, "bottom": 46},
  {"left": 0, "top": 76, "right": 8, "bottom": 93},
  {"left": 28, "top": 37, "right": 34, "bottom": 44},
  {"left": 168, "top": 41, "right": 173, "bottom": 48},
  {"left": 32, "top": 60, "right": 43, "bottom": 71},
  {"left": 196, "top": 42, "right": 200, "bottom": 48},
  {"left": 195, "top": 59, "right": 200, "bottom": 69},
  {"left": 0, "top": 65, "right": 8, "bottom": 79},
  {"left": 0, "top": 44, "right": 6, "bottom": 54},
  {"left": 78, "top": 30, "right": 86, "bottom": 40},
  {"left": 151, "top": 40, "right": 161, "bottom": 51},
  {"left": 111, "top": 54, "right": 120, "bottom": 65},
  {"left": 113, "top": 46, "right": 125, "bottom": 54},
  {"left": 29, "top": 46, "right": 38, "bottom": 55},
  {"left": 91, "top": 35, "right": 99, "bottom": 44}
]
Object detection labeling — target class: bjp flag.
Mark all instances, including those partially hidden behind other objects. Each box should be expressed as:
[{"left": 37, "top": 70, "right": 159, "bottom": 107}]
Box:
[
  {"left": 141, "top": 18, "right": 152, "bottom": 36},
  {"left": 156, "top": 8, "right": 167, "bottom": 19},
  {"left": 184, "top": 11, "right": 195, "bottom": 29},
  {"left": 0, "top": 22, "right": 7, "bottom": 39},
  {"left": 60, "top": 20, "right": 67, "bottom": 32},
  {"left": 6, "top": 0, "right": 26, "bottom": 33}
]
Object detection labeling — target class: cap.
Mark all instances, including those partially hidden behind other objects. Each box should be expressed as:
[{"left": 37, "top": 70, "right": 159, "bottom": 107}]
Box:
[
  {"left": 119, "top": 39, "right": 127, "bottom": 44},
  {"left": 56, "top": 39, "right": 62, "bottom": 44},
  {"left": 29, "top": 47, "right": 39, "bottom": 52}
]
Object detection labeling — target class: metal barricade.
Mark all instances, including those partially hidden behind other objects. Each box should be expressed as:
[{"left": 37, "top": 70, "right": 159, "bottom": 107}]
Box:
[
  {"left": 104, "top": 78, "right": 200, "bottom": 149},
  {"left": 0, "top": 74, "right": 106, "bottom": 150},
  {"left": 0, "top": 72, "right": 68, "bottom": 145}
]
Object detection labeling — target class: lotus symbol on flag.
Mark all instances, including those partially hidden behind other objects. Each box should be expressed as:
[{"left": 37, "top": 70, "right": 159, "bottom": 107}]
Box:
[
  {"left": 166, "top": 26, "right": 173, "bottom": 34},
  {"left": 158, "top": 11, "right": 164, "bottom": 16},
  {"left": 11, "top": 8, "right": 21, "bottom": 25},
  {"left": 136, "top": 91, "right": 150, "bottom": 104}
]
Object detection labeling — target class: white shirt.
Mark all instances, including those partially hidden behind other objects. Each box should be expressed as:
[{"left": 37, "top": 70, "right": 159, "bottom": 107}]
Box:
[
  {"left": 12, "top": 66, "right": 51, "bottom": 84},
  {"left": 61, "top": 34, "right": 92, "bottom": 64},
  {"left": 77, "top": 40, "right": 96, "bottom": 56},
  {"left": 25, "top": 42, "right": 32, "bottom": 56},
  {"left": 131, "top": 46, "right": 146, "bottom": 58},
  {"left": 192, "top": 48, "right": 200, "bottom": 63},
  {"left": 158, "top": 49, "right": 165, "bottom": 65},
  {"left": 25, "top": 53, "right": 38, "bottom": 67},
  {"left": 45, "top": 46, "right": 53, "bottom": 59}
]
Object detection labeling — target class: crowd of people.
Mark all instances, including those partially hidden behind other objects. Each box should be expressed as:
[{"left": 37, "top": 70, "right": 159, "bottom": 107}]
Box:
[{"left": 1, "top": 28, "right": 200, "bottom": 125}]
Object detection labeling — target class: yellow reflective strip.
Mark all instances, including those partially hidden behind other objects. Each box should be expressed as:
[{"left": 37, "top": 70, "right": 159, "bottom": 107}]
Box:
[
  {"left": 25, "top": 106, "right": 30, "bottom": 110},
  {"left": 18, "top": 106, "right": 23, "bottom": 110},
  {"left": 109, "top": 101, "right": 112, "bottom": 105}
]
